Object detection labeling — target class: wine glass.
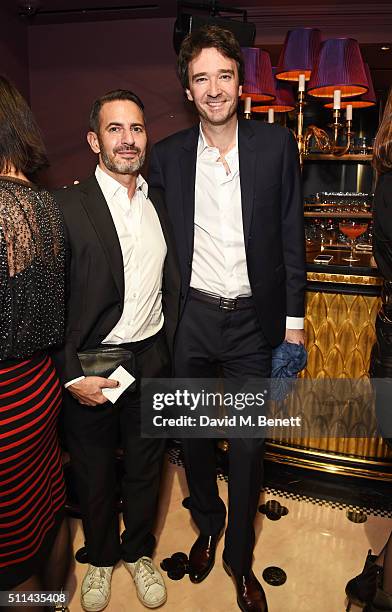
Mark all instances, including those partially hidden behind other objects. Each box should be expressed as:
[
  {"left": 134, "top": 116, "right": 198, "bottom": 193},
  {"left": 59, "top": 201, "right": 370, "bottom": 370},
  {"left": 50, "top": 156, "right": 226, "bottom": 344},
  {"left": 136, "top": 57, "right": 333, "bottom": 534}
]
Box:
[{"left": 339, "top": 221, "right": 368, "bottom": 263}]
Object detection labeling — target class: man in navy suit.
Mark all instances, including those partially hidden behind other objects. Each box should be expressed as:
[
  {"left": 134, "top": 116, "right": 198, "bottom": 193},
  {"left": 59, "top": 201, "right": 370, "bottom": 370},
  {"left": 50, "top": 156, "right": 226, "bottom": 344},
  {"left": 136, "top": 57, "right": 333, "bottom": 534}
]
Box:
[{"left": 149, "top": 26, "right": 306, "bottom": 611}]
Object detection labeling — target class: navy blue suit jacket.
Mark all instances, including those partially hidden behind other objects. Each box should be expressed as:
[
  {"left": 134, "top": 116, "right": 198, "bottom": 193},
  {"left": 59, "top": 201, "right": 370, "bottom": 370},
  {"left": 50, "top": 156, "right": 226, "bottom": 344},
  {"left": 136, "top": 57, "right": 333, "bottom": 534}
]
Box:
[{"left": 148, "top": 119, "right": 306, "bottom": 347}]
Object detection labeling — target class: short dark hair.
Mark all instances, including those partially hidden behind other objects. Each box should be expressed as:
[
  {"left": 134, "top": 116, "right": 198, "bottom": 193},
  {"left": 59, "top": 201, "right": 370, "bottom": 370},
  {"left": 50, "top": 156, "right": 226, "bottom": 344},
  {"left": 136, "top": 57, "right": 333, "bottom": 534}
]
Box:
[
  {"left": 89, "top": 89, "right": 145, "bottom": 133},
  {"left": 178, "top": 25, "right": 244, "bottom": 90},
  {"left": 373, "top": 86, "right": 392, "bottom": 175},
  {"left": 0, "top": 75, "right": 48, "bottom": 176}
]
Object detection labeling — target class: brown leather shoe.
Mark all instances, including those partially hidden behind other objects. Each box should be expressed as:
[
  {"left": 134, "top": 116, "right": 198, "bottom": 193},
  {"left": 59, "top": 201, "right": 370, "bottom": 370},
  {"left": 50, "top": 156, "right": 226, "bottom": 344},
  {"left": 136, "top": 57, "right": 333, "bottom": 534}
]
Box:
[
  {"left": 188, "top": 534, "right": 221, "bottom": 583},
  {"left": 223, "top": 559, "right": 268, "bottom": 612}
]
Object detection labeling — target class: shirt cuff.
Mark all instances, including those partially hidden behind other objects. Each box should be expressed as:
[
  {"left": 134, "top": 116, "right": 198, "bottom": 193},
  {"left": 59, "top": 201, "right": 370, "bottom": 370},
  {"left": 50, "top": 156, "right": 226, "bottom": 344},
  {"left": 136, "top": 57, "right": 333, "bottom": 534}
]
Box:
[
  {"left": 65, "top": 375, "right": 85, "bottom": 389},
  {"left": 286, "top": 316, "right": 304, "bottom": 330}
]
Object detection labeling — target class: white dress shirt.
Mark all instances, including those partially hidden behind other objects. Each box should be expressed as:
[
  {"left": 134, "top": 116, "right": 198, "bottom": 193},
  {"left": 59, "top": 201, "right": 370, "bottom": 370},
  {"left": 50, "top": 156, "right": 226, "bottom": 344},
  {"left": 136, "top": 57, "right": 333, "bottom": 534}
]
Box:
[
  {"left": 191, "top": 125, "right": 251, "bottom": 298},
  {"left": 191, "top": 124, "right": 303, "bottom": 330},
  {"left": 65, "top": 166, "right": 167, "bottom": 387}
]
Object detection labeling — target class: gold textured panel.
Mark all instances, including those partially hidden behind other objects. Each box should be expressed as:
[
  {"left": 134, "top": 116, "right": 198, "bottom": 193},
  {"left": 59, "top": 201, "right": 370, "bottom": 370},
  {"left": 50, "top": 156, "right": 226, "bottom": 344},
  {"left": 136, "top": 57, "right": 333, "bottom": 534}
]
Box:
[
  {"left": 269, "top": 288, "right": 392, "bottom": 468},
  {"left": 330, "top": 293, "right": 349, "bottom": 328},
  {"left": 302, "top": 292, "right": 380, "bottom": 378}
]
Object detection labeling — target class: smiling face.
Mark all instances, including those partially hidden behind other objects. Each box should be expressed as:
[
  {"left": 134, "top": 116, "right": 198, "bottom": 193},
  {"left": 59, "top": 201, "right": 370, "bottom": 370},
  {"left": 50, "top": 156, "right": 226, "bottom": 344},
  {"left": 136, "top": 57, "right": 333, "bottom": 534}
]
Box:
[
  {"left": 87, "top": 99, "right": 147, "bottom": 178},
  {"left": 186, "top": 47, "right": 242, "bottom": 128}
]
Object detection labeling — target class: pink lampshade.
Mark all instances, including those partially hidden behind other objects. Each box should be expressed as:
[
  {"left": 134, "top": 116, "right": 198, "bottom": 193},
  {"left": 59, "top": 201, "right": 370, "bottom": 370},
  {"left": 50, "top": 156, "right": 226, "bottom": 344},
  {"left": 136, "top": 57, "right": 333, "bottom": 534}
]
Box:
[
  {"left": 240, "top": 47, "right": 276, "bottom": 102},
  {"left": 307, "top": 38, "right": 368, "bottom": 98},
  {"left": 323, "top": 64, "right": 376, "bottom": 109},
  {"left": 253, "top": 69, "right": 296, "bottom": 113},
  {"left": 275, "top": 28, "right": 321, "bottom": 81}
]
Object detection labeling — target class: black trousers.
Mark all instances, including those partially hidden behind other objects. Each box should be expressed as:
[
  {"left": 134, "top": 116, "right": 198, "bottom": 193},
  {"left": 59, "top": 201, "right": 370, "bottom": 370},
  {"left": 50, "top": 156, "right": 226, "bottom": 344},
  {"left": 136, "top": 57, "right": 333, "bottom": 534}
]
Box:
[
  {"left": 63, "top": 331, "right": 169, "bottom": 567},
  {"left": 175, "top": 294, "right": 272, "bottom": 575}
]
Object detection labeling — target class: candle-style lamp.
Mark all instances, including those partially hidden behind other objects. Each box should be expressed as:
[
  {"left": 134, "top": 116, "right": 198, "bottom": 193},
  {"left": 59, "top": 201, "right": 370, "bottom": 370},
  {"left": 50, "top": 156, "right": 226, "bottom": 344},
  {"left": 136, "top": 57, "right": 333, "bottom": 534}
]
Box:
[
  {"left": 275, "top": 28, "right": 321, "bottom": 160},
  {"left": 323, "top": 63, "right": 376, "bottom": 153},
  {"left": 332, "top": 88, "right": 342, "bottom": 145},
  {"left": 307, "top": 38, "right": 368, "bottom": 154},
  {"left": 244, "top": 96, "right": 252, "bottom": 120},
  {"left": 297, "top": 73, "right": 306, "bottom": 155},
  {"left": 323, "top": 64, "right": 376, "bottom": 111},
  {"left": 307, "top": 38, "right": 368, "bottom": 99},
  {"left": 275, "top": 28, "right": 321, "bottom": 82},
  {"left": 241, "top": 48, "right": 276, "bottom": 119},
  {"left": 344, "top": 104, "right": 354, "bottom": 151},
  {"left": 323, "top": 62, "right": 376, "bottom": 135},
  {"left": 252, "top": 70, "right": 296, "bottom": 125}
]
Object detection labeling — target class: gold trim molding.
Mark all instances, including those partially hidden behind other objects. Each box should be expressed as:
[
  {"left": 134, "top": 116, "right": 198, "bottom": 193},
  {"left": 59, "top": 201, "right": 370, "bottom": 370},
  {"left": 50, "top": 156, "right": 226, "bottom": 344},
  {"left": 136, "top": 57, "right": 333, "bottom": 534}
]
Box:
[
  {"left": 307, "top": 271, "right": 383, "bottom": 286},
  {"left": 265, "top": 444, "right": 392, "bottom": 481}
]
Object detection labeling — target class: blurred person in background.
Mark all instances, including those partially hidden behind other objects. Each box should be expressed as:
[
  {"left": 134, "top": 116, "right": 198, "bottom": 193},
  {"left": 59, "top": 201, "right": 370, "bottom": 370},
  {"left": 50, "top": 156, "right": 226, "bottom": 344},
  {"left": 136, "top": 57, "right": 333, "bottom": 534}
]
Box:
[{"left": 345, "top": 87, "right": 392, "bottom": 612}]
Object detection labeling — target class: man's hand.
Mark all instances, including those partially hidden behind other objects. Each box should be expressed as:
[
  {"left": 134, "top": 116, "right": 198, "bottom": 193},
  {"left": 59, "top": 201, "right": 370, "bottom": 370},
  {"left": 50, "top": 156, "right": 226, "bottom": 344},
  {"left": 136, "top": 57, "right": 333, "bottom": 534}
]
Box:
[
  {"left": 68, "top": 376, "right": 119, "bottom": 406},
  {"left": 285, "top": 328, "right": 305, "bottom": 345}
]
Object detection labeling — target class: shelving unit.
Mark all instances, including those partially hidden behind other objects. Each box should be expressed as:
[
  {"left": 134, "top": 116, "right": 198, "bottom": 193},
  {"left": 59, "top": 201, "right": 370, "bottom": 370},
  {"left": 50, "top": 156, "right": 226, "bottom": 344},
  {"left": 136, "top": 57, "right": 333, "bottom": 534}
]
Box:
[
  {"left": 303, "top": 154, "right": 373, "bottom": 239},
  {"left": 266, "top": 149, "right": 392, "bottom": 480},
  {"left": 304, "top": 153, "right": 372, "bottom": 161},
  {"left": 304, "top": 211, "right": 372, "bottom": 218}
]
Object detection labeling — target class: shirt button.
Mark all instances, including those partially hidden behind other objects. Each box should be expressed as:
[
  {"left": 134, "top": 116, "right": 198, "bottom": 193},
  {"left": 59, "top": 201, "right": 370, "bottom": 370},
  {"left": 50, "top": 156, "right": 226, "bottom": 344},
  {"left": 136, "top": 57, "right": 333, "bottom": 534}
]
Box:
[{"left": 133, "top": 293, "right": 137, "bottom": 298}]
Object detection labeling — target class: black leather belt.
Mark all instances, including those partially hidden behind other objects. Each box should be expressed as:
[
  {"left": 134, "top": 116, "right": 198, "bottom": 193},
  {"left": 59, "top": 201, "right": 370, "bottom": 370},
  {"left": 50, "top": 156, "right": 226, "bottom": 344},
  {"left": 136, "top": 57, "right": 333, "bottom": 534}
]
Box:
[{"left": 189, "top": 288, "right": 253, "bottom": 311}]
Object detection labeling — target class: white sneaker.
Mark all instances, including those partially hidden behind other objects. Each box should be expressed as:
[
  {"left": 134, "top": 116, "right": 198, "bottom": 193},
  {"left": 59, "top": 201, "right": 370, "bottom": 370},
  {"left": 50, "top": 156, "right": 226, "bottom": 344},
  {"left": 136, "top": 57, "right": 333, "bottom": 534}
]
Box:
[
  {"left": 124, "top": 556, "right": 167, "bottom": 608},
  {"left": 81, "top": 564, "right": 113, "bottom": 612}
]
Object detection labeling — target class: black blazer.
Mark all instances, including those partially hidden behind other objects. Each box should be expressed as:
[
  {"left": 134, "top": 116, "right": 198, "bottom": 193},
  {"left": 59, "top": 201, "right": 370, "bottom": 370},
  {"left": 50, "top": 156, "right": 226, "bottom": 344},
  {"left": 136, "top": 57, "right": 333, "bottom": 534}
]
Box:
[
  {"left": 53, "top": 175, "right": 181, "bottom": 384},
  {"left": 148, "top": 119, "right": 306, "bottom": 347}
]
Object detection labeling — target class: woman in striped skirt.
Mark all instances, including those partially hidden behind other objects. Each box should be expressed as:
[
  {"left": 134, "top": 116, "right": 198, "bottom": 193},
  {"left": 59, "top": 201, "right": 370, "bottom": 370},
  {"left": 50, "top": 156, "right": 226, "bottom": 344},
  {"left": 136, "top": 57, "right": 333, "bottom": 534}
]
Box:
[{"left": 0, "top": 76, "right": 70, "bottom": 608}]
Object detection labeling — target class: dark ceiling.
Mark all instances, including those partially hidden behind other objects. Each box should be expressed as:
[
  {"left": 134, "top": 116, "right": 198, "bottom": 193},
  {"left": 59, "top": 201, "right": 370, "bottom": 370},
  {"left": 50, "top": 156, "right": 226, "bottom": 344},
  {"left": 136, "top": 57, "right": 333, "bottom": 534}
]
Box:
[
  {"left": 15, "top": 0, "right": 392, "bottom": 91},
  {"left": 17, "top": 0, "right": 177, "bottom": 22},
  {"left": 17, "top": 0, "right": 392, "bottom": 24}
]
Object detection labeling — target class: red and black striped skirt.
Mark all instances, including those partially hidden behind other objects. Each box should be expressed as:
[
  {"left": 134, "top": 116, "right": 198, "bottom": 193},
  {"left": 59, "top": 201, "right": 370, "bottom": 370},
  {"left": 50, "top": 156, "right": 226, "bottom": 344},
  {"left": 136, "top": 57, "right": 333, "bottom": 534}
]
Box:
[{"left": 0, "top": 352, "right": 66, "bottom": 588}]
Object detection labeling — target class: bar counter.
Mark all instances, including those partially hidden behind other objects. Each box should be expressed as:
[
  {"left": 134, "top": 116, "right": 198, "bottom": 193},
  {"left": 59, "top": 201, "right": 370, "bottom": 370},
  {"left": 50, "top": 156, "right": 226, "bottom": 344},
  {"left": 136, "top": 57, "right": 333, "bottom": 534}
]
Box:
[{"left": 265, "top": 243, "right": 392, "bottom": 480}]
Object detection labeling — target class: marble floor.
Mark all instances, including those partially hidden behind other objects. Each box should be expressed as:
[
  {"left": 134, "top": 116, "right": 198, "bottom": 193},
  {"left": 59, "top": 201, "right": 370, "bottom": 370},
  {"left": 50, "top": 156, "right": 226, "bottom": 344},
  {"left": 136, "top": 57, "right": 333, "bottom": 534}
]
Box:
[{"left": 65, "top": 457, "right": 391, "bottom": 612}]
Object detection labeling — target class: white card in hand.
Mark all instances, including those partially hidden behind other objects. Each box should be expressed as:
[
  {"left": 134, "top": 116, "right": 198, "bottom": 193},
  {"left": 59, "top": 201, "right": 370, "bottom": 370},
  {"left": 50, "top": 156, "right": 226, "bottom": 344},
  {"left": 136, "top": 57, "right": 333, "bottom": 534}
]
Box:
[{"left": 102, "top": 365, "right": 136, "bottom": 404}]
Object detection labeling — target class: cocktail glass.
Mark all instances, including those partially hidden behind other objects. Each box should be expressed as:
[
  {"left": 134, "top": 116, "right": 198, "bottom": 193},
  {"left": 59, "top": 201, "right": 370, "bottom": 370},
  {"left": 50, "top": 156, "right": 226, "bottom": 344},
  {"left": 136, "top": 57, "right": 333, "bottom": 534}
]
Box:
[{"left": 339, "top": 221, "right": 368, "bottom": 263}]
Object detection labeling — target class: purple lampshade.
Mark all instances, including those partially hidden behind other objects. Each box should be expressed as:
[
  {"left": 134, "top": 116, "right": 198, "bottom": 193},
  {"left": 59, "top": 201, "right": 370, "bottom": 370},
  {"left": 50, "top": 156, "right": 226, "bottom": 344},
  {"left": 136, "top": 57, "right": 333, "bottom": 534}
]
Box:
[
  {"left": 307, "top": 38, "right": 368, "bottom": 98},
  {"left": 253, "top": 69, "right": 296, "bottom": 113},
  {"left": 275, "top": 28, "right": 321, "bottom": 81},
  {"left": 324, "top": 64, "right": 376, "bottom": 109},
  {"left": 241, "top": 47, "right": 276, "bottom": 102}
]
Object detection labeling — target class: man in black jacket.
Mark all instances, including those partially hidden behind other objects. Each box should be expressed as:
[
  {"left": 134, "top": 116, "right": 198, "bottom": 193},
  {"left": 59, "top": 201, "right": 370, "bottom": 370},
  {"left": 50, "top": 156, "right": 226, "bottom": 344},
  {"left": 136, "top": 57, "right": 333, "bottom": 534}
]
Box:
[
  {"left": 149, "top": 26, "right": 306, "bottom": 612},
  {"left": 55, "top": 89, "right": 180, "bottom": 611}
]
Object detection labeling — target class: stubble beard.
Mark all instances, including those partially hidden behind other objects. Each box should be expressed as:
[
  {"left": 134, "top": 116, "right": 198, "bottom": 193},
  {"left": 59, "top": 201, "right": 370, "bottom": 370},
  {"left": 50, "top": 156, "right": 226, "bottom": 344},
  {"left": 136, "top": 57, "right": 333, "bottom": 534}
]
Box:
[{"left": 99, "top": 141, "right": 146, "bottom": 175}]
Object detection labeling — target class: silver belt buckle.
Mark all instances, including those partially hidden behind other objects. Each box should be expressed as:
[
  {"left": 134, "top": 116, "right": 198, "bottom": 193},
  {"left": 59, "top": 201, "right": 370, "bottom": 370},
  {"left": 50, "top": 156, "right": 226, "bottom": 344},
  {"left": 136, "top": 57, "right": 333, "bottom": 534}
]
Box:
[{"left": 220, "top": 297, "right": 237, "bottom": 310}]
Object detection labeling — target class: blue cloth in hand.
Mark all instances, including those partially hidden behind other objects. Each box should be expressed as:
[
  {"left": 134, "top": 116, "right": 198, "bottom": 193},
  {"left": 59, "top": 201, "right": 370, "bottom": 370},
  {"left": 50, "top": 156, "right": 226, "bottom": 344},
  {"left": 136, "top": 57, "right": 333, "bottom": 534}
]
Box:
[
  {"left": 272, "top": 340, "right": 307, "bottom": 378},
  {"left": 271, "top": 341, "right": 307, "bottom": 401}
]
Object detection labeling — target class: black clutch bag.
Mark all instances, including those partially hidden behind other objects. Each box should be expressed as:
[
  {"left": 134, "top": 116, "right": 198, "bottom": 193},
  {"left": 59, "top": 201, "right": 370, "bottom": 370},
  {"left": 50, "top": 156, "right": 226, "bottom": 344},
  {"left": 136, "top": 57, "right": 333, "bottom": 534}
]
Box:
[{"left": 77, "top": 347, "right": 136, "bottom": 385}]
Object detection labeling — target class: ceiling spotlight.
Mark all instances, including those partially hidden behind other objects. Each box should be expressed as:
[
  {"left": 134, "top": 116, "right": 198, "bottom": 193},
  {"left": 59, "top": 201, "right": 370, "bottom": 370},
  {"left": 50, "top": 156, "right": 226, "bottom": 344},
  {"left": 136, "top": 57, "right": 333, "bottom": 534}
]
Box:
[
  {"left": 381, "top": 45, "right": 391, "bottom": 51},
  {"left": 18, "top": 1, "right": 41, "bottom": 18}
]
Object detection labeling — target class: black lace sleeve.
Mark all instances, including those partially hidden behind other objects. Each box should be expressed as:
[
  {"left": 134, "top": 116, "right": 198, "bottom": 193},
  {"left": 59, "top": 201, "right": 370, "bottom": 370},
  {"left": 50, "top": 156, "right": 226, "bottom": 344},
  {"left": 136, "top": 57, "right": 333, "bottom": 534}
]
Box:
[{"left": 0, "top": 179, "right": 65, "bottom": 359}]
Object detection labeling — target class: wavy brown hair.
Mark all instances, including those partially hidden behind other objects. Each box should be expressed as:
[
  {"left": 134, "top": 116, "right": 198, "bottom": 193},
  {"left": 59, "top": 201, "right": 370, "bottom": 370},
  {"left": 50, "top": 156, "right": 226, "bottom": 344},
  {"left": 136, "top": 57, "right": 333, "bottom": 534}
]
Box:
[
  {"left": 373, "top": 87, "right": 392, "bottom": 175},
  {"left": 0, "top": 75, "right": 48, "bottom": 177},
  {"left": 178, "top": 25, "right": 244, "bottom": 90}
]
